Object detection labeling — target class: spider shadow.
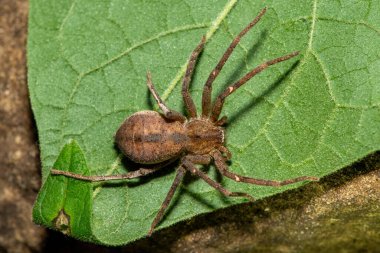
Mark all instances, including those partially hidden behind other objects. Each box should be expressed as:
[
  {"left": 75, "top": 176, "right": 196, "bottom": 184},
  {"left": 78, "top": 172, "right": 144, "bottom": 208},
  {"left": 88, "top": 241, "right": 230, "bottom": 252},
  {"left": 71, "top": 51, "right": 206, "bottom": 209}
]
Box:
[
  {"left": 146, "top": 82, "right": 154, "bottom": 110},
  {"left": 223, "top": 30, "right": 267, "bottom": 87},
  {"left": 227, "top": 60, "right": 299, "bottom": 125}
]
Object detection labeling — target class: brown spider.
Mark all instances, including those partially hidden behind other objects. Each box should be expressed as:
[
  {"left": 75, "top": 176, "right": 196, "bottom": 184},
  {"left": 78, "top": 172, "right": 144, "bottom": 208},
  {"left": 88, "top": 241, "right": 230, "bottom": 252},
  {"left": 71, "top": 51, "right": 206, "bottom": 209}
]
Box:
[{"left": 52, "top": 8, "right": 318, "bottom": 236}]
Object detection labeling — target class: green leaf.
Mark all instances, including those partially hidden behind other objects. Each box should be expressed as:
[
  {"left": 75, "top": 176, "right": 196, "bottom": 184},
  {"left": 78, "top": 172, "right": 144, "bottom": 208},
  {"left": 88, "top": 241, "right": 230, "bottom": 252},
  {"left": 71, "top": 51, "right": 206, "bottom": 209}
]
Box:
[
  {"left": 33, "top": 141, "right": 94, "bottom": 242},
  {"left": 29, "top": 0, "right": 380, "bottom": 245}
]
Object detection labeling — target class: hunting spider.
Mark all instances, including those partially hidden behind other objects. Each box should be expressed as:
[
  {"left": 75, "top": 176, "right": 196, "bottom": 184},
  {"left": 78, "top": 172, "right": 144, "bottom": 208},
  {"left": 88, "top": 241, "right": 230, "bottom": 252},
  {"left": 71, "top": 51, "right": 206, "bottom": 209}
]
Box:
[{"left": 52, "top": 8, "right": 318, "bottom": 236}]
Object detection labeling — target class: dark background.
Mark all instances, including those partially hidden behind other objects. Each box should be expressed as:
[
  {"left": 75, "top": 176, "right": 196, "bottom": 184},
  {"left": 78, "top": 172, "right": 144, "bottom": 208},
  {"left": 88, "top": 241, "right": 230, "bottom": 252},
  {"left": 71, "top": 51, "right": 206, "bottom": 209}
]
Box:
[{"left": 1, "top": 1, "right": 379, "bottom": 252}]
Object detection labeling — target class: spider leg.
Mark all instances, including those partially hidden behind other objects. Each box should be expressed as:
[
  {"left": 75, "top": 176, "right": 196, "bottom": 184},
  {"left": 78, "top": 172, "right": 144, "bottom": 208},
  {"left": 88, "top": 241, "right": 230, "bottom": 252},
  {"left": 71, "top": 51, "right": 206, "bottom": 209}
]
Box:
[
  {"left": 182, "top": 36, "right": 206, "bottom": 118},
  {"left": 218, "top": 146, "right": 232, "bottom": 160},
  {"left": 215, "top": 116, "right": 228, "bottom": 126},
  {"left": 148, "top": 166, "right": 186, "bottom": 236},
  {"left": 201, "top": 7, "right": 267, "bottom": 118},
  {"left": 210, "top": 51, "right": 299, "bottom": 122},
  {"left": 146, "top": 72, "right": 186, "bottom": 122},
  {"left": 212, "top": 150, "right": 319, "bottom": 186},
  {"left": 51, "top": 159, "right": 176, "bottom": 182},
  {"left": 182, "top": 156, "right": 255, "bottom": 201}
]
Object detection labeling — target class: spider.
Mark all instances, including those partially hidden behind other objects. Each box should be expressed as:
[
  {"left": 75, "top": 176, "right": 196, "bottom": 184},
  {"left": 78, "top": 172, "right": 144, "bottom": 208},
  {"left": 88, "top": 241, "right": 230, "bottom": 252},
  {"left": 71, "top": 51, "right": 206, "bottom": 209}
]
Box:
[{"left": 52, "top": 7, "right": 318, "bottom": 236}]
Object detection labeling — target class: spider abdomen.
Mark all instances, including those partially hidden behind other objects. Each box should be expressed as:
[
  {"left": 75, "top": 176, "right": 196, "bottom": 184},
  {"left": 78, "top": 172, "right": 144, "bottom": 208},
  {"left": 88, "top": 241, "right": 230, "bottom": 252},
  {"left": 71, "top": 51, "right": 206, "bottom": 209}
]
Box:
[{"left": 115, "top": 110, "right": 187, "bottom": 164}]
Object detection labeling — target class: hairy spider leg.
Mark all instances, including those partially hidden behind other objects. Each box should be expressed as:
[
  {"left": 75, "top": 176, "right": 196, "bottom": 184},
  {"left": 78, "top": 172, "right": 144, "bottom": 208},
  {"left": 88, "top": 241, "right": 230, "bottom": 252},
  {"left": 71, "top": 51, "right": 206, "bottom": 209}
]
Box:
[
  {"left": 201, "top": 7, "right": 267, "bottom": 118},
  {"left": 50, "top": 159, "right": 176, "bottom": 181},
  {"left": 182, "top": 155, "right": 255, "bottom": 201},
  {"left": 148, "top": 166, "right": 186, "bottom": 236},
  {"left": 182, "top": 36, "right": 206, "bottom": 118},
  {"left": 211, "top": 150, "right": 319, "bottom": 185},
  {"left": 210, "top": 51, "right": 299, "bottom": 122},
  {"left": 146, "top": 72, "right": 186, "bottom": 122}
]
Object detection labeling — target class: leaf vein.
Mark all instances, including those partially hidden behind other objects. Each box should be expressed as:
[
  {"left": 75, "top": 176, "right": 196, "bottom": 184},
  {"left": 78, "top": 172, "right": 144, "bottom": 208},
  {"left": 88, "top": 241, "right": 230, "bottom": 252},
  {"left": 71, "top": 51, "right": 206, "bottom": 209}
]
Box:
[
  {"left": 310, "top": 51, "right": 336, "bottom": 104},
  {"left": 307, "top": 0, "right": 318, "bottom": 51}
]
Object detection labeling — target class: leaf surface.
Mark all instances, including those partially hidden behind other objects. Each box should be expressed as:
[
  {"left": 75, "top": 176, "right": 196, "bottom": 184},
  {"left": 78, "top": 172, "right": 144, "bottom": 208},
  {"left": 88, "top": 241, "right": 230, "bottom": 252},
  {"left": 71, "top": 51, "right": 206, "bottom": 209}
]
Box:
[
  {"left": 33, "top": 141, "right": 94, "bottom": 241},
  {"left": 28, "top": 0, "right": 380, "bottom": 245}
]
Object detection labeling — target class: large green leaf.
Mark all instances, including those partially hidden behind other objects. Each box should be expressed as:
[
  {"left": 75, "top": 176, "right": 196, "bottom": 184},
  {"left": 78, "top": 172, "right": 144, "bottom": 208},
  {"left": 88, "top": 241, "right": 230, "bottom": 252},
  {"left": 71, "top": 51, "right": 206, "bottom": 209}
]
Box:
[{"left": 28, "top": 0, "right": 379, "bottom": 245}]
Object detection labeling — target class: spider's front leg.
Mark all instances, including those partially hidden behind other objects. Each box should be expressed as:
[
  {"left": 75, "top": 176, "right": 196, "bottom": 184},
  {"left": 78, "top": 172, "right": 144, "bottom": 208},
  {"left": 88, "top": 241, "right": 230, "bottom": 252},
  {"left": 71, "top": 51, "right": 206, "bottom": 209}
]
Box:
[{"left": 212, "top": 150, "right": 319, "bottom": 186}]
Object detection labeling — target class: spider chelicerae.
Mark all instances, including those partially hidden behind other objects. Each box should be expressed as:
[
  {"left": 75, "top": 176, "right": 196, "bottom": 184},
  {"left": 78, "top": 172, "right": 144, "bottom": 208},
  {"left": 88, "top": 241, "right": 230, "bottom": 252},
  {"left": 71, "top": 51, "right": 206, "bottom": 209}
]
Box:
[{"left": 52, "top": 7, "right": 318, "bottom": 236}]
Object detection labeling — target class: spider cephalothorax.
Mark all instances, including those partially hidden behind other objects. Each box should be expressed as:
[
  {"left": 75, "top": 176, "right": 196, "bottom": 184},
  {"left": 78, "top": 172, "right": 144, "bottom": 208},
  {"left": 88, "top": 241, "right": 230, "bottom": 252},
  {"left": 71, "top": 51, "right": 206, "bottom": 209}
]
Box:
[{"left": 52, "top": 7, "right": 318, "bottom": 236}]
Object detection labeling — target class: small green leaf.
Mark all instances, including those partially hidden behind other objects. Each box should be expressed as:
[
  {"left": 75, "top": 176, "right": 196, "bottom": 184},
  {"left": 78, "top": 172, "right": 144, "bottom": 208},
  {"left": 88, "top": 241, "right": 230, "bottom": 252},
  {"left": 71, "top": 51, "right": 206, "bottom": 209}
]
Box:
[
  {"left": 33, "top": 141, "right": 94, "bottom": 242},
  {"left": 28, "top": 0, "right": 379, "bottom": 245}
]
